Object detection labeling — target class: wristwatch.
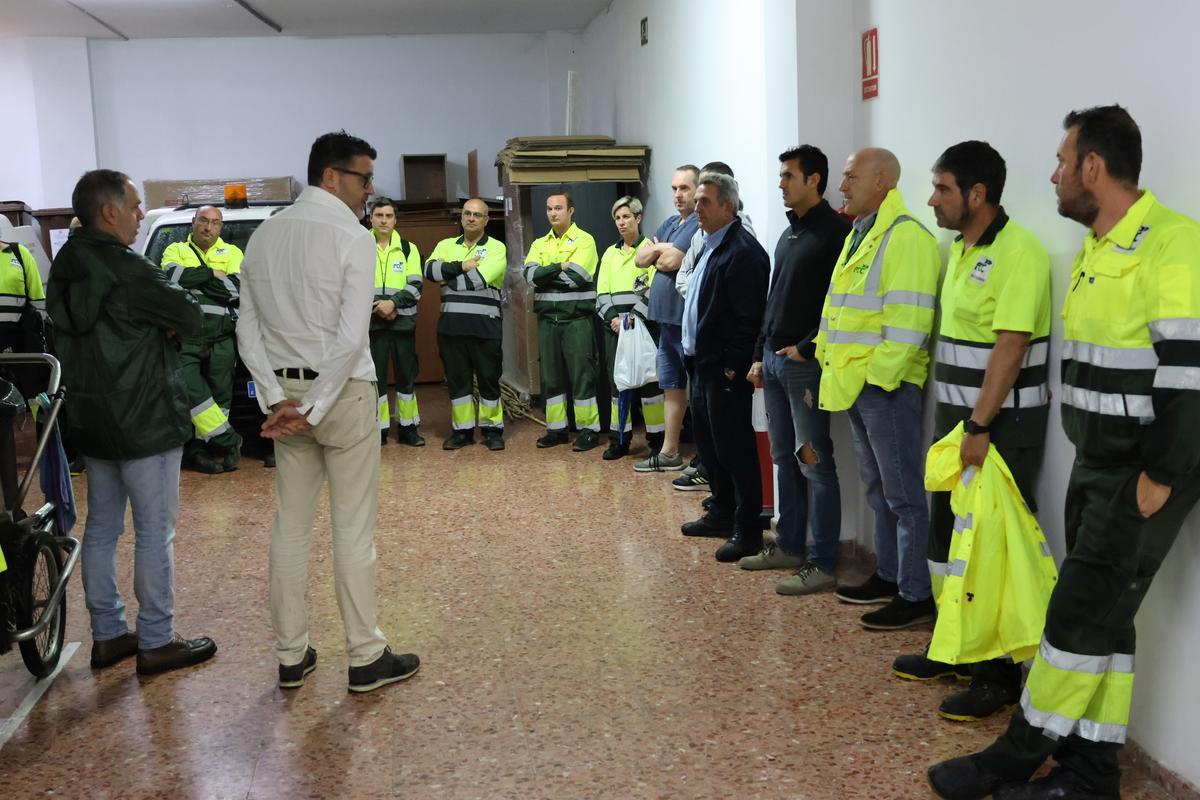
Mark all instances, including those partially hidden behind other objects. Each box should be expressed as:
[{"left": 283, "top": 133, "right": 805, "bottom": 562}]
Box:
[{"left": 964, "top": 419, "right": 991, "bottom": 435}]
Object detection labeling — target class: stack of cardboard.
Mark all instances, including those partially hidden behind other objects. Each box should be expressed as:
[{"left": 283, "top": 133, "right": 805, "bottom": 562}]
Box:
[{"left": 496, "top": 135, "right": 650, "bottom": 185}]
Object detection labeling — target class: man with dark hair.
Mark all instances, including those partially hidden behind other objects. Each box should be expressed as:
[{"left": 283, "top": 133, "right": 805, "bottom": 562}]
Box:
[
  {"left": 682, "top": 172, "right": 769, "bottom": 562},
  {"left": 49, "top": 169, "right": 217, "bottom": 676},
  {"left": 368, "top": 197, "right": 424, "bottom": 447},
  {"left": 425, "top": 198, "right": 508, "bottom": 451},
  {"left": 740, "top": 146, "right": 849, "bottom": 595},
  {"left": 822, "top": 148, "right": 940, "bottom": 630},
  {"left": 930, "top": 106, "right": 1200, "bottom": 800},
  {"left": 892, "top": 141, "right": 1051, "bottom": 721},
  {"left": 238, "top": 131, "right": 420, "bottom": 693},
  {"left": 522, "top": 191, "right": 601, "bottom": 450},
  {"left": 633, "top": 165, "right": 700, "bottom": 471},
  {"left": 160, "top": 206, "right": 245, "bottom": 473}
]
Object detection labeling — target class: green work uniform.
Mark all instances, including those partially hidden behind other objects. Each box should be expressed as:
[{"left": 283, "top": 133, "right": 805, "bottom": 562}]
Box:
[
  {"left": 161, "top": 235, "right": 243, "bottom": 459},
  {"left": 523, "top": 222, "right": 600, "bottom": 433},
  {"left": 370, "top": 231, "right": 422, "bottom": 431},
  {"left": 979, "top": 191, "right": 1200, "bottom": 794},
  {"left": 595, "top": 237, "right": 664, "bottom": 442},
  {"left": 425, "top": 234, "right": 507, "bottom": 433}
]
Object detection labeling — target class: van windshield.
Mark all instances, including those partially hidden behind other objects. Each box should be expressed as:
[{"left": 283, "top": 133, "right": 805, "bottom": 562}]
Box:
[{"left": 144, "top": 219, "right": 265, "bottom": 265}]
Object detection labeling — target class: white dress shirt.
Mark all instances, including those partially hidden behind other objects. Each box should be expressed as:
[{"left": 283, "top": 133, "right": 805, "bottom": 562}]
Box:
[{"left": 237, "top": 186, "right": 377, "bottom": 426}]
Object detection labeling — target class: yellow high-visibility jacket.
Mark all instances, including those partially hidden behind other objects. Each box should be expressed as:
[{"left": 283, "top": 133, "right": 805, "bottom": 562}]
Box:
[
  {"left": 814, "top": 188, "right": 940, "bottom": 411},
  {"left": 925, "top": 423, "right": 1059, "bottom": 665}
]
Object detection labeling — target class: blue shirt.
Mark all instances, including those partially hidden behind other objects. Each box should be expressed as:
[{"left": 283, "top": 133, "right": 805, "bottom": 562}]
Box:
[
  {"left": 646, "top": 213, "right": 700, "bottom": 324},
  {"left": 681, "top": 220, "right": 734, "bottom": 356}
]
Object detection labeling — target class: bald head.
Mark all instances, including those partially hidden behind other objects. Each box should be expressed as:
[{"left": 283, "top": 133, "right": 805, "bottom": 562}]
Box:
[
  {"left": 461, "top": 197, "right": 489, "bottom": 238},
  {"left": 839, "top": 147, "right": 901, "bottom": 218},
  {"left": 191, "top": 205, "right": 224, "bottom": 250}
]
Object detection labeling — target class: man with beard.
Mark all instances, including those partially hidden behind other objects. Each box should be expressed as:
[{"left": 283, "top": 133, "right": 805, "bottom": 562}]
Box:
[
  {"left": 892, "top": 141, "right": 1051, "bottom": 721},
  {"left": 929, "top": 106, "right": 1200, "bottom": 799}
]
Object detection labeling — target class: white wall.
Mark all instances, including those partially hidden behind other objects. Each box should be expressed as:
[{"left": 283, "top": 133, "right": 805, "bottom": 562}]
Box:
[
  {"left": 88, "top": 33, "right": 567, "bottom": 204},
  {"left": 0, "top": 37, "right": 97, "bottom": 209},
  {"left": 839, "top": 0, "right": 1200, "bottom": 785},
  {"left": 578, "top": 0, "right": 797, "bottom": 251}
]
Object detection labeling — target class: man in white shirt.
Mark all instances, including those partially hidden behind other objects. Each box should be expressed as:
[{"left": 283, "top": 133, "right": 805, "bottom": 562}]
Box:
[{"left": 237, "top": 130, "right": 420, "bottom": 693}]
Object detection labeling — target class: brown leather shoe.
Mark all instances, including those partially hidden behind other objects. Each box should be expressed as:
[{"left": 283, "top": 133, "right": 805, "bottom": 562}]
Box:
[
  {"left": 90, "top": 631, "right": 139, "bottom": 669},
  {"left": 136, "top": 633, "right": 217, "bottom": 676}
]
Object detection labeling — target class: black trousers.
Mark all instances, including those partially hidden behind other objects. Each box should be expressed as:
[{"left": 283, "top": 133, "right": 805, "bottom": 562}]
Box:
[{"left": 688, "top": 359, "right": 762, "bottom": 532}]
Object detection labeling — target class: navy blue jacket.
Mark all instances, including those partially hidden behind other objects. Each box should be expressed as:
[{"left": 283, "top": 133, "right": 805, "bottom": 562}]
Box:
[{"left": 693, "top": 217, "right": 769, "bottom": 372}]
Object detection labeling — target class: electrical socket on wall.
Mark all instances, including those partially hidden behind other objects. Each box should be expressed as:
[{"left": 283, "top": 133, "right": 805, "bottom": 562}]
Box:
[{"left": 640, "top": 17, "right": 648, "bottom": 46}]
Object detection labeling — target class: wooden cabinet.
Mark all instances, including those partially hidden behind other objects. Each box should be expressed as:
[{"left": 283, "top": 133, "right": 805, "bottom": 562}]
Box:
[{"left": 401, "top": 154, "right": 448, "bottom": 203}]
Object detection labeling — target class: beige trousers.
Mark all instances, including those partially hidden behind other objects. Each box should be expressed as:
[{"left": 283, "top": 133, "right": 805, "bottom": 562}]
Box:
[{"left": 269, "top": 377, "right": 388, "bottom": 667}]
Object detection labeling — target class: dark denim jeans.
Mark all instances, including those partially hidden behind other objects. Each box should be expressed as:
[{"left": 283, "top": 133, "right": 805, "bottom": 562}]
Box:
[
  {"left": 762, "top": 352, "right": 841, "bottom": 572},
  {"left": 846, "top": 382, "right": 931, "bottom": 601}
]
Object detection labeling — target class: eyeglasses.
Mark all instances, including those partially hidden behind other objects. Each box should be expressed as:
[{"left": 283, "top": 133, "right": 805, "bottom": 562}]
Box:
[
  {"left": 333, "top": 167, "right": 374, "bottom": 187},
  {"left": 195, "top": 217, "right": 223, "bottom": 228},
  {"left": 462, "top": 210, "right": 487, "bottom": 219}
]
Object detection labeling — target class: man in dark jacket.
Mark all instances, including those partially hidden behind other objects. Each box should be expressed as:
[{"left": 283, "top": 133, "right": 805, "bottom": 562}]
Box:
[
  {"left": 678, "top": 171, "right": 769, "bottom": 562},
  {"left": 48, "top": 169, "right": 217, "bottom": 676}
]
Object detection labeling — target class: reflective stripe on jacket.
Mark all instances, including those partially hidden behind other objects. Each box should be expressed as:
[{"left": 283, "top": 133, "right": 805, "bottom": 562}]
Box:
[
  {"left": 924, "top": 423, "right": 1059, "bottom": 665},
  {"left": 814, "top": 189, "right": 940, "bottom": 411}
]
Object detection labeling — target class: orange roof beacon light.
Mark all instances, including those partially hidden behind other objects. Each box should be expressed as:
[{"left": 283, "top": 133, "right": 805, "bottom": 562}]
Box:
[{"left": 224, "top": 183, "right": 249, "bottom": 209}]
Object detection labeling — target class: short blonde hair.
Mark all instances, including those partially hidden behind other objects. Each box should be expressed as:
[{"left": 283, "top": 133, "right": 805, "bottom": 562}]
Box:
[{"left": 611, "top": 195, "right": 643, "bottom": 218}]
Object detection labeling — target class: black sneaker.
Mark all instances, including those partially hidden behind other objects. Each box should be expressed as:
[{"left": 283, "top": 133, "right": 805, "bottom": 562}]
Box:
[
  {"left": 572, "top": 430, "right": 600, "bottom": 452},
  {"left": 680, "top": 514, "right": 733, "bottom": 538},
  {"left": 939, "top": 679, "right": 1020, "bottom": 722},
  {"left": 834, "top": 573, "right": 898, "bottom": 605},
  {"left": 536, "top": 431, "right": 569, "bottom": 448},
  {"left": 892, "top": 651, "right": 971, "bottom": 682},
  {"left": 397, "top": 426, "right": 426, "bottom": 447},
  {"left": 860, "top": 595, "right": 936, "bottom": 630},
  {"left": 443, "top": 431, "right": 475, "bottom": 450},
  {"left": 484, "top": 431, "right": 505, "bottom": 451},
  {"left": 602, "top": 438, "right": 630, "bottom": 460},
  {"left": 347, "top": 647, "right": 421, "bottom": 693},
  {"left": 278, "top": 647, "right": 318, "bottom": 689},
  {"left": 672, "top": 470, "right": 710, "bottom": 492},
  {"left": 714, "top": 531, "right": 763, "bottom": 563}
]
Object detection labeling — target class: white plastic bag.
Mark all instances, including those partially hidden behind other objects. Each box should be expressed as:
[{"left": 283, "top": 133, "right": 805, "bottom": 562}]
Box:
[{"left": 613, "top": 314, "right": 658, "bottom": 391}]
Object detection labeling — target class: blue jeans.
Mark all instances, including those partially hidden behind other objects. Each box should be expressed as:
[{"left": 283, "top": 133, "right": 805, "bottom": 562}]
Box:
[
  {"left": 655, "top": 323, "right": 686, "bottom": 390},
  {"left": 846, "top": 383, "right": 931, "bottom": 601},
  {"left": 81, "top": 447, "right": 182, "bottom": 649},
  {"left": 762, "top": 353, "right": 841, "bottom": 573}
]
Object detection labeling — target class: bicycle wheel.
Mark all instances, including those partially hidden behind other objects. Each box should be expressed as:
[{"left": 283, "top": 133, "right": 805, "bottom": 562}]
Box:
[{"left": 17, "top": 533, "right": 66, "bottom": 679}]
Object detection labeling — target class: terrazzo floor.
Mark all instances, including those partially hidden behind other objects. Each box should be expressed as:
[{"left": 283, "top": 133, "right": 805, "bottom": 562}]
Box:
[{"left": 0, "top": 385, "right": 1182, "bottom": 799}]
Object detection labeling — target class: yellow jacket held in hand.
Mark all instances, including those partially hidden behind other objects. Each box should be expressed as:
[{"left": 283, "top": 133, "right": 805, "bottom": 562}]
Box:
[{"left": 925, "top": 423, "right": 1058, "bottom": 665}]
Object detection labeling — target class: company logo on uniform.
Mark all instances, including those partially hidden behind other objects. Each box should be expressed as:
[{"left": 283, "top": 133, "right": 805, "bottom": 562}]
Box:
[
  {"left": 392, "top": 260, "right": 403, "bottom": 272},
  {"left": 970, "top": 257, "right": 994, "bottom": 285},
  {"left": 567, "top": 238, "right": 577, "bottom": 246},
  {"left": 216, "top": 248, "right": 227, "bottom": 256},
  {"left": 7, "top": 255, "right": 21, "bottom": 270},
  {"left": 476, "top": 248, "right": 487, "bottom": 258},
  {"left": 1114, "top": 225, "right": 1151, "bottom": 254}
]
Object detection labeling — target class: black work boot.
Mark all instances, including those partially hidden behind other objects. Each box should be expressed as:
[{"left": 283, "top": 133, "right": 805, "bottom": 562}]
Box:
[
  {"left": 443, "top": 430, "right": 475, "bottom": 450},
  {"left": 992, "top": 766, "right": 1120, "bottom": 800},
  {"left": 397, "top": 426, "right": 426, "bottom": 447},
  {"left": 940, "top": 678, "right": 1021, "bottom": 721},
  {"left": 602, "top": 436, "right": 630, "bottom": 460},
  {"left": 893, "top": 650, "right": 972, "bottom": 682},
  {"left": 184, "top": 449, "right": 224, "bottom": 474},
  {"left": 572, "top": 429, "right": 600, "bottom": 452},
  {"left": 536, "top": 430, "right": 569, "bottom": 448},
  {"left": 928, "top": 754, "right": 1016, "bottom": 800}
]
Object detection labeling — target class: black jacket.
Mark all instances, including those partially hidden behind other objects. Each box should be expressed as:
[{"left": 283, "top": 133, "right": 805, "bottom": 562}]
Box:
[
  {"left": 693, "top": 217, "right": 769, "bottom": 372},
  {"left": 47, "top": 228, "right": 202, "bottom": 460}
]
